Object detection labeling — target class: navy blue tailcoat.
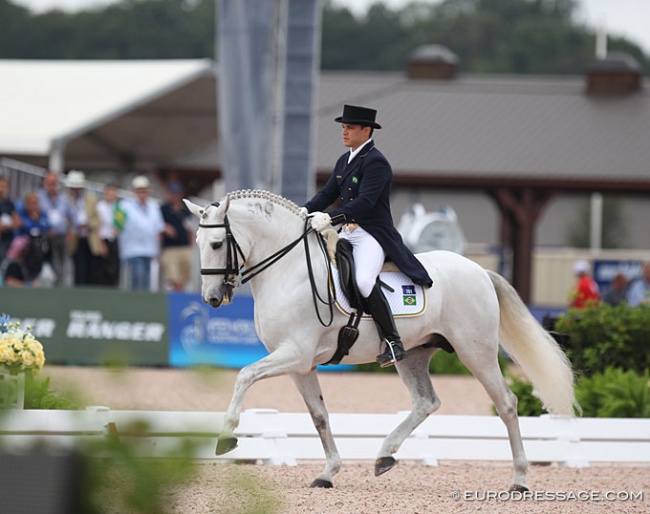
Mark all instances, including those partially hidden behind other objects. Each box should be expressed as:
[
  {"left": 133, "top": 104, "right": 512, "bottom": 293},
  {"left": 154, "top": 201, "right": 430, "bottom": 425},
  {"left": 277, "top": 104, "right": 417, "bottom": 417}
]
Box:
[{"left": 304, "top": 141, "right": 432, "bottom": 287}]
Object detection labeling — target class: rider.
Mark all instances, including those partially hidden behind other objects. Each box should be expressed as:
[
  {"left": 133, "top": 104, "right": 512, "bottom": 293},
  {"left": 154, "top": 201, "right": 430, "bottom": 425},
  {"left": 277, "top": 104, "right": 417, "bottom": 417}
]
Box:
[{"left": 302, "top": 104, "right": 433, "bottom": 367}]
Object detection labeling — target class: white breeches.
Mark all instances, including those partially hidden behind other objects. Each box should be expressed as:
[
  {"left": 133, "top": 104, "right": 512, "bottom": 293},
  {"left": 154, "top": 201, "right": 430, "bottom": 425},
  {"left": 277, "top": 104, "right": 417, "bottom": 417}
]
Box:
[{"left": 339, "top": 225, "right": 385, "bottom": 298}]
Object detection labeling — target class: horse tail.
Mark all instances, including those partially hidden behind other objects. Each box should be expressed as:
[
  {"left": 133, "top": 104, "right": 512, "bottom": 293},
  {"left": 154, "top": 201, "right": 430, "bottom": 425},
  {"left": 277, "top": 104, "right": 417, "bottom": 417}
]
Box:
[{"left": 487, "top": 270, "right": 578, "bottom": 417}]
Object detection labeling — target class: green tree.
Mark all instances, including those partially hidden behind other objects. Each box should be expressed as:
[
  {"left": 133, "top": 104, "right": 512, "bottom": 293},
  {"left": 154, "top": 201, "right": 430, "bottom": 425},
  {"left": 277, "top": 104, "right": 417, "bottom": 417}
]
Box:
[{"left": 1, "top": 0, "right": 648, "bottom": 75}]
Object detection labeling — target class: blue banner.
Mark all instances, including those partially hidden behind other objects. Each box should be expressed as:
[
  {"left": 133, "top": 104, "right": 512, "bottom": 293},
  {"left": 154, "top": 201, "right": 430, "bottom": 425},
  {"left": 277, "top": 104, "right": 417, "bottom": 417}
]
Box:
[
  {"left": 168, "top": 293, "right": 266, "bottom": 368},
  {"left": 593, "top": 260, "right": 643, "bottom": 291},
  {"left": 168, "top": 293, "right": 352, "bottom": 371}
]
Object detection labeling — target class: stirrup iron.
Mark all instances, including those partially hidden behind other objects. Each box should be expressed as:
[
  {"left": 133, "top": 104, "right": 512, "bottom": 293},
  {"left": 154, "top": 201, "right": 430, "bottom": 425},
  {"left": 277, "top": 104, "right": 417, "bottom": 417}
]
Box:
[{"left": 376, "top": 339, "right": 405, "bottom": 368}]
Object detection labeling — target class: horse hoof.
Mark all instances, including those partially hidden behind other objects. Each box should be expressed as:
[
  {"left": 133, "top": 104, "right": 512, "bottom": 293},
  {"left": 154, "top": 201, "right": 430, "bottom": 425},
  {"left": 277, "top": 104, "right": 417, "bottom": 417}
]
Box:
[
  {"left": 509, "top": 484, "right": 530, "bottom": 492},
  {"left": 310, "top": 478, "right": 333, "bottom": 488},
  {"left": 374, "top": 456, "right": 397, "bottom": 476},
  {"left": 215, "top": 436, "right": 238, "bottom": 455}
]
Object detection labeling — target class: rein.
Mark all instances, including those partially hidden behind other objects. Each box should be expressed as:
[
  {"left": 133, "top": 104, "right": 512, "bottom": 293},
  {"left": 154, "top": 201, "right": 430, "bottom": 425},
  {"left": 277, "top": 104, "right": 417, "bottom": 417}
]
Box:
[{"left": 199, "top": 203, "right": 336, "bottom": 326}]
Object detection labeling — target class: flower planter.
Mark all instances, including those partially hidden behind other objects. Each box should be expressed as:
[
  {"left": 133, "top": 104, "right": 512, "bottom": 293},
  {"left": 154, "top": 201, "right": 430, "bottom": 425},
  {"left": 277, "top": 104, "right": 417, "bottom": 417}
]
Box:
[{"left": 0, "top": 368, "right": 25, "bottom": 409}]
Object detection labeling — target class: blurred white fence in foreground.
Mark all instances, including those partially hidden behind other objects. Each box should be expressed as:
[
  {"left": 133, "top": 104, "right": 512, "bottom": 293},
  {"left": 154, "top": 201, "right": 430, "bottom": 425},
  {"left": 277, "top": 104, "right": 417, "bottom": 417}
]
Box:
[{"left": 1, "top": 408, "right": 649, "bottom": 467}]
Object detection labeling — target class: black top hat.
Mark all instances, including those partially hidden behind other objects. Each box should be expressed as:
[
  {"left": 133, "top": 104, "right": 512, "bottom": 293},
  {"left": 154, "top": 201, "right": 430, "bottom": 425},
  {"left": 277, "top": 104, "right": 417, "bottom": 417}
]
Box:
[{"left": 334, "top": 104, "right": 382, "bottom": 129}]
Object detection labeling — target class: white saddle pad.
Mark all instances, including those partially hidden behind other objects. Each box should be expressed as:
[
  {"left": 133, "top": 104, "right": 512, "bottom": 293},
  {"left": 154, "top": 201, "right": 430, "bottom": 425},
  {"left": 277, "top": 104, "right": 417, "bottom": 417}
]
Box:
[{"left": 330, "top": 267, "right": 427, "bottom": 318}]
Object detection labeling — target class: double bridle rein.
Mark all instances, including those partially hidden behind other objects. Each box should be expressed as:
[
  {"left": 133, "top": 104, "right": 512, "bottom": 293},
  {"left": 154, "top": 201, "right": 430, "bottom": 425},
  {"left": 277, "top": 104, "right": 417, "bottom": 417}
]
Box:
[{"left": 198, "top": 201, "right": 335, "bottom": 325}]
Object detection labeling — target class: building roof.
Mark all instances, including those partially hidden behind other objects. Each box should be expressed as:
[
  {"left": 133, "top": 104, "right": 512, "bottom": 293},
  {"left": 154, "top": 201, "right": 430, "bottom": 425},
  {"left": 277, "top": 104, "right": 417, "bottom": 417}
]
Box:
[
  {"left": 316, "top": 71, "right": 650, "bottom": 192},
  {"left": 1, "top": 58, "right": 648, "bottom": 193},
  {"left": 0, "top": 59, "right": 216, "bottom": 171}
]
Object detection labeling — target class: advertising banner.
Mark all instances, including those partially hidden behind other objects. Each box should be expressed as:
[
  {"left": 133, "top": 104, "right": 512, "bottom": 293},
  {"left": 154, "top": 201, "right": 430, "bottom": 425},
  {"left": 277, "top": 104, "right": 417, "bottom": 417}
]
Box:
[
  {"left": 168, "top": 293, "right": 267, "bottom": 368},
  {"left": 168, "top": 292, "right": 353, "bottom": 371},
  {"left": 593, "top": 259, "right": 643, "bottom": 291},
  {"left": 0, "top": 287, "right": 169, "bottom": 365}
]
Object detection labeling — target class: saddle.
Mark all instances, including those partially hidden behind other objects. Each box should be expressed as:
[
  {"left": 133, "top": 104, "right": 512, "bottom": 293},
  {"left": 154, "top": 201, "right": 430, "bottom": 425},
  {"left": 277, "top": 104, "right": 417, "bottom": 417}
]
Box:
[{"left": 321, "top": 233, "right": 398, "bottom": 365}]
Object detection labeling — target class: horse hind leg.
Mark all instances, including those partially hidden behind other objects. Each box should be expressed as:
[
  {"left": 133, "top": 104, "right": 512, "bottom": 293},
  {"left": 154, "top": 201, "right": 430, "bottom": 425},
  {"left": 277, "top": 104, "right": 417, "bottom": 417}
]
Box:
[
  {"left": 458, "top": 348, "right": 529, "bottom": 491},
  {"left": 375, "top": 345, "right": 439, "bottom": 477},
  {"left": 291, "top": 371, "right": 341, "bottom": 488}
]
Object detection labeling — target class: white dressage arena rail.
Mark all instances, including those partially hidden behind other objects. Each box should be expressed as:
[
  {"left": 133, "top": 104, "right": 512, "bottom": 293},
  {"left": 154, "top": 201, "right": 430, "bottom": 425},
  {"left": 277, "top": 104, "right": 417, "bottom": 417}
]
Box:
[{"left": 1, "top": 408, "right": 649, "bottom": 467}]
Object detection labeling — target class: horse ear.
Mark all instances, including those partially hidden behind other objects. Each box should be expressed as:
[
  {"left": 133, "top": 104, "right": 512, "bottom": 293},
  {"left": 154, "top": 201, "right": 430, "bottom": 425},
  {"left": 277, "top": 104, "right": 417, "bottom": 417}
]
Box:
[
  {"left": 183, "top": 199, "right": 204, "bottom": 218},
  {"left": 221, "top": 196, "right": 230, "bottom": 213}
]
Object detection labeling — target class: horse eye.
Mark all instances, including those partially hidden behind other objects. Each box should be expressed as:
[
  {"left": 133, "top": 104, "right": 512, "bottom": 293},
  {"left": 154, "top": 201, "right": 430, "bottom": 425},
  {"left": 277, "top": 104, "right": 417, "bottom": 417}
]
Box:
[{"left": 211, "top": 241, "right": 223, "bottom": 250}]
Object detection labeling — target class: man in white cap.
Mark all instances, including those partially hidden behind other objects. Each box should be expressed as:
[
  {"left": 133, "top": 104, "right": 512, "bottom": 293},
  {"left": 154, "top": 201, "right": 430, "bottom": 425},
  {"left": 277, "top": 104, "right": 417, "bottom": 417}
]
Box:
[
  {"left": 118, "top": 175, "right": 165, "bottom": 291},
  {"left": 66, "top": 170, "right": 101, "bottom": 285}
]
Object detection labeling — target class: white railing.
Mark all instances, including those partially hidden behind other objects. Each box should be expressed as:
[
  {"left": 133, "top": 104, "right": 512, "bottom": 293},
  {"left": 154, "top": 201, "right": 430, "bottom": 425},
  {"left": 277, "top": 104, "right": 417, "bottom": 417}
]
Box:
[{"left": 1, "top": 408, "right": 649, "bottom": 467}]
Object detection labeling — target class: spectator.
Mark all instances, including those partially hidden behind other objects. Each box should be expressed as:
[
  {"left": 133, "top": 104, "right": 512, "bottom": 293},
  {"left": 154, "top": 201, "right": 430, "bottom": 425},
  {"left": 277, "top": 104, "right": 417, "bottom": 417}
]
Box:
[
  {"left": 627, "top": 262, "right": 650, "bottom": 307},
  {"left": 66, "top": 170, "right": 101, "bottom": 286},
  {"left": 118, "top": 175, "right": 165, "bottom": 291},
  {"left": 569, "top": 260, "right": 600, "bottom": 309},
  {"left": 38, "top": 172, "right": 75, "bottom": 286},
  {"left": 3, "top": 191, "right": 50, "bottom": 287},
  {"left": 601, "top": 273, "right": 629, "bottom": 306},
  {"left": 92, "top": 183, "right": 121, "bottom": 287},
  {"left": 160, "top": 181, "right": 193, "bottom": 291},
  {"left": 0, "top": 176, "right": 20, "bottom": 267}
]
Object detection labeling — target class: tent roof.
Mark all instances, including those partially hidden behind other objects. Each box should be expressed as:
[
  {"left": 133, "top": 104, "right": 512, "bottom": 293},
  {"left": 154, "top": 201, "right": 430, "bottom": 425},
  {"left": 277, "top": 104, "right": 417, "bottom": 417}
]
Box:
[{"left": 0, "top": 59, "right": 216, "bottom": 171}]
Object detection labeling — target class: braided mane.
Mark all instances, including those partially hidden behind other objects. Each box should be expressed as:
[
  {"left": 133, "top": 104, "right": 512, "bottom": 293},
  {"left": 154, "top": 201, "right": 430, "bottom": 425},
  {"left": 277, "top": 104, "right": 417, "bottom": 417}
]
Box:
[{"left": 226, "top": 189, "right": 305, "bottom": 217}]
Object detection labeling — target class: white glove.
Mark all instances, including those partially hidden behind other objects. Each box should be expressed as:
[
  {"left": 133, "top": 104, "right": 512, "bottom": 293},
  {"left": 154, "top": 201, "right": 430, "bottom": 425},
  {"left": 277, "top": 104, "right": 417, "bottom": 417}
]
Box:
[
  {"left": 298, "top": 207, "right": 308, "bottom": 217},
  {"left": 309, "top": 212, "right": 331, "bottom": 232}
]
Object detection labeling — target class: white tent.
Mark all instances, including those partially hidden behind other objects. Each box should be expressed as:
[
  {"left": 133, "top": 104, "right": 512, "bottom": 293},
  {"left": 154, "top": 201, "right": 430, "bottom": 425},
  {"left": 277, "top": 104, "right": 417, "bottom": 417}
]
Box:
[{"left": 0, "top": 59, "right": 217, "bottom": 173}]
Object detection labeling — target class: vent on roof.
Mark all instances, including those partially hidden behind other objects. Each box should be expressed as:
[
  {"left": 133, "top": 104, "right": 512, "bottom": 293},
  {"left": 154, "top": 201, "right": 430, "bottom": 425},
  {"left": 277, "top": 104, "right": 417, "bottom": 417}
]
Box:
[
  {"left": 407, "top": 45, "right": 458, "bottom": 80},
  {"left": 585, "top": 52, "right": 642, "bottom": 95}
]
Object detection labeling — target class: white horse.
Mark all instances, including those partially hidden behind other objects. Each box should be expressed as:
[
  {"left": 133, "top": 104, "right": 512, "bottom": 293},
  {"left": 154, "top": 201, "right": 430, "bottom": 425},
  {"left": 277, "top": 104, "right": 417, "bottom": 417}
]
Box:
[{"left": 184, "top": 190, "right": 577, "bottom": 490}]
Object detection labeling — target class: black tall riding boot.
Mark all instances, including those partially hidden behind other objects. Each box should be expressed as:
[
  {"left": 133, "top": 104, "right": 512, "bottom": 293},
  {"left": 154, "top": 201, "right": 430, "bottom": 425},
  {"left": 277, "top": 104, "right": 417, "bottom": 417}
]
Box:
[{"left": 364, "top": 283, "right": 407, "bottom": 367}]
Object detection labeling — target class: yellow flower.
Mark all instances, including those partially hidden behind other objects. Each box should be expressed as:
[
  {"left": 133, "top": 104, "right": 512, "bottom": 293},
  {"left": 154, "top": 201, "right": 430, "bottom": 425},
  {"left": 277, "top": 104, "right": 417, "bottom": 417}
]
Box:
[
  {"left": 0, "top": 345, "right": 18, "bottom": 365},
  {"left": 19, "top": 350, "right": 35, "bottom": 368},
  {"left": 0, "top": 317, "right": 46, "bottom": 373},
  {"left": 34, "top": 350, "right": 46, "bottom": 369}
]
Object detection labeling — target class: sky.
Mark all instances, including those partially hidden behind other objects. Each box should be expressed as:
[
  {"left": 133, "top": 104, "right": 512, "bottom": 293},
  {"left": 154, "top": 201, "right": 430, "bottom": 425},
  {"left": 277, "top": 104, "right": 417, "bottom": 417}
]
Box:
[{"left": 11, "top": 0, "right": 650, "bottom": 56}]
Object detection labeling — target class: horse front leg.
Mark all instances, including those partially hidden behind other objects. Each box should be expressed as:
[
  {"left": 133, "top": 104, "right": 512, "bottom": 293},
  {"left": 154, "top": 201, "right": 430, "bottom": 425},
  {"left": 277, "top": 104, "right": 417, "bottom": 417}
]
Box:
[
  {"left": 291, "top": 370, "right": 341, "bottom": 488},
  {"left": 376, "top": 345, "right": 439, "bottom": 476},
  {"left": 217, "top": 347, "right": 310, "bottom": 455}
]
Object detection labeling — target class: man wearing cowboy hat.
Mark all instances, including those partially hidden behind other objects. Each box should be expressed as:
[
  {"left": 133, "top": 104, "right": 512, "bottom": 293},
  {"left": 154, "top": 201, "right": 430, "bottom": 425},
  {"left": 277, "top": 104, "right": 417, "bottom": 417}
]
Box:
[{"left": 303, "top": 104, "right": 432, "bottom": 367}]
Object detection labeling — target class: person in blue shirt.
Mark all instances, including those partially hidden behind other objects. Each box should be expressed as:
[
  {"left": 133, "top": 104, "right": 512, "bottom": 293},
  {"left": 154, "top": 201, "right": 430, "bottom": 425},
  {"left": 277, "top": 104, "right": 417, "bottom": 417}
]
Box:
[
  {"left": 303, "top": 105, "right": 432, "bottom": 367},
  {"left": 627, "top": 262, "right": 650, "bottom": 307},
  {"left": 2, "top": 191, "right": 50, "bottom": 286},
  {"left": 118, "top": 175, "right": 165, "bottom": 292},
  {"left": 37, "top": 172, "right": 75, "bottom": 286}
]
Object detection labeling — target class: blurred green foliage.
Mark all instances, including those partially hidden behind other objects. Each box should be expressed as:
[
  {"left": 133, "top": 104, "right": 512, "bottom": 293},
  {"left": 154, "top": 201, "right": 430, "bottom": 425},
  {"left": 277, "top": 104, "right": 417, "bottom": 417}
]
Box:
[
  {"left": 554, "top": 303, "right": 650, "bottom": 377},
  {"left": 502, "top": 368, "right": 650, "bottom": 418}
]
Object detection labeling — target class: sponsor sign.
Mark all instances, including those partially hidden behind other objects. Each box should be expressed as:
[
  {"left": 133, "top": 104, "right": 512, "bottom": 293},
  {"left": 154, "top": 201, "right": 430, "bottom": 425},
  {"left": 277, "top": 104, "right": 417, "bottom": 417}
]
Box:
[
  {"left": 168, "top": 293, "right": 267, "bottom": 368},
  {"left": 593, "top": 260, "right": 643, "bottom": 291},
  {"left": 0, "top": 287, "right": 169, "bottom": 365},
  {"left": 168, "top": 293, "right": 353, "bottom": 371}
]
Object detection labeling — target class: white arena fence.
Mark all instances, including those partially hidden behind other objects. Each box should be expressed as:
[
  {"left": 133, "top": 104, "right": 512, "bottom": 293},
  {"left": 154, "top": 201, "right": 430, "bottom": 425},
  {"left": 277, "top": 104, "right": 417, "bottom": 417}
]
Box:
[{"left": 1, "top": 408, "right": 649, "bottom": 467}]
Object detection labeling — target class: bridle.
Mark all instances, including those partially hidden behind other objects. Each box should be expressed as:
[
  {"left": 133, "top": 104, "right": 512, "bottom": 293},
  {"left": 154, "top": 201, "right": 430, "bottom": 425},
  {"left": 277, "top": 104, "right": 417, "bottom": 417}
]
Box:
[
  {"left": 198, "top": 201, "right": 336, "bottom": 325},
  {"left": 198, "top": 204, "right": 246, "bottom": 290}
]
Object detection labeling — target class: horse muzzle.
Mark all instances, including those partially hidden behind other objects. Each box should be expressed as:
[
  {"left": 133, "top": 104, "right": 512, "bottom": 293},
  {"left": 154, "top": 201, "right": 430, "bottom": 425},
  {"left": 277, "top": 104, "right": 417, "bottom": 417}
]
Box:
[{"left": 205, "top": 283, "right": 234, "bottom": 308}]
